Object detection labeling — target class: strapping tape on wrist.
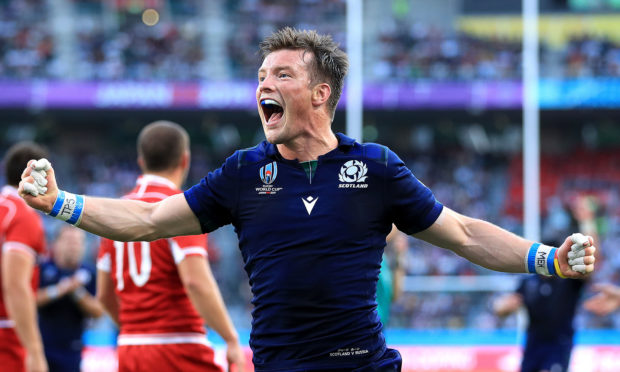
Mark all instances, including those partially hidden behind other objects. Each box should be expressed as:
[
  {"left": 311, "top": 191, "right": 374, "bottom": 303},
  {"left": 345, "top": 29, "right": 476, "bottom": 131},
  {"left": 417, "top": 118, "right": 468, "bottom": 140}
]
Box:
[
  {"left": 525, "top": 242, "right": 563, "bottom": 277},
  {"left": 48, "top": 190, "right": 85, "bottom": 226}
]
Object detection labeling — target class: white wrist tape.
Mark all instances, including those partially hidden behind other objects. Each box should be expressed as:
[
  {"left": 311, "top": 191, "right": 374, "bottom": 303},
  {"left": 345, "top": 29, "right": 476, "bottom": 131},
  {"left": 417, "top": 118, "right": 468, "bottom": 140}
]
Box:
[
  {"left": 525, "top": 243, "right": 558, "bottom": 276},
  {"left": 48, "top": 190, "right": 85, "bottom": 226}
]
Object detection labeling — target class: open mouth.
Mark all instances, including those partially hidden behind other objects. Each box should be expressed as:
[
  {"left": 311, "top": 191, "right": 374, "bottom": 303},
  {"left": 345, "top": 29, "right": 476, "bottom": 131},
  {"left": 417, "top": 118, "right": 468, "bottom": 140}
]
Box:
[{"left": 260, "top": 99, "right": 284, "bottom": 123}]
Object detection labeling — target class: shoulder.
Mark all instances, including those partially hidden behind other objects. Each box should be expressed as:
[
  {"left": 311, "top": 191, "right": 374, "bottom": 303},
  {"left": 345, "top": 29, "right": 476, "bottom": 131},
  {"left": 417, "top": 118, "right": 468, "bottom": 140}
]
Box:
[
  {"left": 360, "top": 142, "right": 390, "bottom": 166},
  {"left": 6, "top": 194, "right": 42, "bottom": 222},
  {"left": 347, "top": 141, "right": 401, "bottom": 171},
  {"left": 2, "top": 195, "right": 44, "bottom": 240},
  {"left": 236, "top": 141, "right": 271, "bottom": 168}
]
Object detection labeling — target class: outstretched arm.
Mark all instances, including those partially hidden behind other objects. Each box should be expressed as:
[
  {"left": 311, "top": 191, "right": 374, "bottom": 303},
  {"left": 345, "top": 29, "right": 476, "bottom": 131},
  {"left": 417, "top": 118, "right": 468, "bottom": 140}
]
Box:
[
  {"left": 583, "top": 283, "right": 620, "bottom": 316},
  {"left": 492, "top": 293, "right": 523, "bottom": 317},
  {"left": 19, "top": 160, "right": 201, "bottom": 241},
  {"left": 178, "top": 256, "right": 245, "bottom": 372},
  {"left": 414, "top": 207, "right": 595, "bottom": 278}
]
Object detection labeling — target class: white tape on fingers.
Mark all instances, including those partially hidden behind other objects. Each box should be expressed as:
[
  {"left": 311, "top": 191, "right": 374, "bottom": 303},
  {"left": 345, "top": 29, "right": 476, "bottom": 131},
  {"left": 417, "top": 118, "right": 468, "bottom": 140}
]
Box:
[
  {"left": 571, "top": 243, "right": 585, "bottom": 252},
  {"left": 569, "top": 257, "right": 585, "bottom": 266},
  {"left": 571, "top": 264, "right": 587, "bottom": 274},
  {"left": 571, "top": 233, "right": 589, "bottom": 247},
  {"left": 23, "top": 182, "right": 38, "bottom": 196},
  {"left": 568, "top": 250, "right": 586, "bottom": 260},
  {"left": 33, "top": 158, "right": 51, "bottom": 171},
  {"left": 35, "top": 183, "right": 47, "bottom": 195},
  {"left": 31, "top": 170, "right": 48, "bottom": 186}
]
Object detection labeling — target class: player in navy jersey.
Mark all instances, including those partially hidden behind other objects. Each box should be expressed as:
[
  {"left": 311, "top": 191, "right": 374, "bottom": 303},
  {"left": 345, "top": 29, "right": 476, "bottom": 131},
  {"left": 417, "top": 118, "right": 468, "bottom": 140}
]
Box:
[
  {"left": 19, "top": 28, "right": 596, "bottom": 371},
  {"left": 37, "top": 225, "right": 103, "bottom": 372},
  {"left": 494, "top": 275, "right": 585, "bottom": 372}
]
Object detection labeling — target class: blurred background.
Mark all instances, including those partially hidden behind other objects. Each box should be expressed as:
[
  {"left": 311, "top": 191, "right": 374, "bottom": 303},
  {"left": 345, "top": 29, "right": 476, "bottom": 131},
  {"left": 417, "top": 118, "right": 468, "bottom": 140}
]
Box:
[{"left": 1, "top": 0, "right": 619, "bottom": 371}]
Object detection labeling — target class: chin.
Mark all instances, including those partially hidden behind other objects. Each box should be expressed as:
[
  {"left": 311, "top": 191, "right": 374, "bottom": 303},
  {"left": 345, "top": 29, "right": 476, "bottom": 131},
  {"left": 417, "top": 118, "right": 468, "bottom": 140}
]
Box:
[
  {"left": 265, "top": 135, "right": 282, "bottom": 144},
  {"left": 263, "top": 128, "right": 283, "bottom": 144}
]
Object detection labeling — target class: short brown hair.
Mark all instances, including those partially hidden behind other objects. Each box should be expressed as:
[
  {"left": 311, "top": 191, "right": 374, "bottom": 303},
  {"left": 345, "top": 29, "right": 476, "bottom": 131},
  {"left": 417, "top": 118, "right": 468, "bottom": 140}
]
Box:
[
  {"left": 3, "top": 142, "right": 48, "bottom": 187},
  {"left": 137, "top": 121, "right": 189, "bottom": 172},
  {"left": 259, "top": 27, "right": 349, "bottom": 118}
]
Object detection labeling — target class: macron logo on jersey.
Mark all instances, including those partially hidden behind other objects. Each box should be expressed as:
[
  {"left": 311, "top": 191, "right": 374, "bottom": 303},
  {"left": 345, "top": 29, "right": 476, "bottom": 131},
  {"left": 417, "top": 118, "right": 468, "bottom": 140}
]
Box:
[{"left": 302, "top": 196, "right": 318, "bottom": 215}]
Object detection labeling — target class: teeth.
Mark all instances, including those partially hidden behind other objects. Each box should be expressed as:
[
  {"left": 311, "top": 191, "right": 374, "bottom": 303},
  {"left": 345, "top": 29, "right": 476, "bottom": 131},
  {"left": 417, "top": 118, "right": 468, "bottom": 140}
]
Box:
[{"left": 261, "top": 99, "right": 281, "bottom": 107}]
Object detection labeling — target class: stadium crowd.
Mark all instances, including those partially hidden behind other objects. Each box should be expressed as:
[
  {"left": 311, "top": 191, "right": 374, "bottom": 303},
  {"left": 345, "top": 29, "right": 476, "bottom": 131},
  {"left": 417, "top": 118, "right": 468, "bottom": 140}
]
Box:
[{"left": 2, "top": 0, "right": 620, "bottom": 81}]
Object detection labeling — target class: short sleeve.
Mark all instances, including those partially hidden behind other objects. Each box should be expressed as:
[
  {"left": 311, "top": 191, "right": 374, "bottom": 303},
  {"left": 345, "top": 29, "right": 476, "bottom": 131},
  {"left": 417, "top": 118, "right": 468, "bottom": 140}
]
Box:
[
  {"left": 169, "top": 234, "right": 207, "bottom": 265},
  {"left": 96, "top": 239, "right": 113, "bottom": 273},
  {"left": 3, "top": 209, "right": 45, "bottom": 257},
  {"left": 184, "top": 152, "right": 239, "bottom": 233},
  {"left": 386, "top": 149, "right": 443, "bottom": 235}
]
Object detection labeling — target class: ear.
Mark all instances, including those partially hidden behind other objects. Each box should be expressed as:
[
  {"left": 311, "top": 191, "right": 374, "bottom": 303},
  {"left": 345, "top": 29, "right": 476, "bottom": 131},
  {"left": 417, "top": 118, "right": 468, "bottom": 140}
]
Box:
[
  {"left": 137, "top": 156, "right": 146, "bottom": 172},
  {"left": 179, "top": 151, "right": 190, "bottom": 170},
  {"left": 311, "top": 83, "right": 331, "bottom": 107}
]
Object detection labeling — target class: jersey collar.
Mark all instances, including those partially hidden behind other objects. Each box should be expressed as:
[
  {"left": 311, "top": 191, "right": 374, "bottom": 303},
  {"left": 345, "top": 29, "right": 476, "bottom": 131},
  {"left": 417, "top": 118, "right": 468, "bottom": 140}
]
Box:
[
  {"left": 136, "top": 174, "right": 178, "bottom": 190},
  {"left": 1, "top": 185, "right": 19, "bottom": 197},
  {"left": 264, "top": 132, "right": 357, "bottom": 160}
]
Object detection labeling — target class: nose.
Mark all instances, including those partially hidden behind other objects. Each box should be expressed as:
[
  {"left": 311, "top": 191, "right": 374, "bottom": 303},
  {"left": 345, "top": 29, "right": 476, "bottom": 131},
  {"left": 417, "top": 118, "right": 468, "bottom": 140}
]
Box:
[{"left": 258, "top": 74, "right": 275, "bottom": 92}]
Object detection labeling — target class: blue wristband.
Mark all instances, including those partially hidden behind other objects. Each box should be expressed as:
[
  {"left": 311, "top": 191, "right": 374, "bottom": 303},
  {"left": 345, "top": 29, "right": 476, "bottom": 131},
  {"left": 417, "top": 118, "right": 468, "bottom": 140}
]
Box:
[
  {"left": 526, "top": 243, "right": 539, "bottom": 274},
  {"left": 48, "top": 190, "right": 66, "bottom": 217},
  {"left": 48, "top": 190, "right": 85, "bottom": 226},
  {"left": 546, "top": 247, "right": 557, "bottom": 276},
  {"left": 66, "top": 194, "right": 85, "bottom": 225},
  {"left": 526, "top": 243, "right": 560, "bottom": 277}
]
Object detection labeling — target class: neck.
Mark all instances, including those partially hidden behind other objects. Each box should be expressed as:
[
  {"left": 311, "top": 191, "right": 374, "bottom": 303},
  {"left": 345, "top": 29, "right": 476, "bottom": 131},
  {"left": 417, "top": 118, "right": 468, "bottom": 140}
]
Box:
[
  {"left": 276, "top": 112, "right": 339, "bottom": 162},
  {"left": 143, "top": 169, "right": 184, "bottom": 188},
  {"left": 277, "top": 131, "right": 338, "bottom": 161}
]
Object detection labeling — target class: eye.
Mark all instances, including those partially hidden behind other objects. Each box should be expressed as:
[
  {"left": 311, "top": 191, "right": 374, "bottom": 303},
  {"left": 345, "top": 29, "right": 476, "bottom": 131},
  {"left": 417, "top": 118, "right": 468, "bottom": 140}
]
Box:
[
  {"left": 258, "top": 76, "right": 265, "bottom": 82},
  {"left": 279, "top": 73, "right": 289, "bottom": 79}
]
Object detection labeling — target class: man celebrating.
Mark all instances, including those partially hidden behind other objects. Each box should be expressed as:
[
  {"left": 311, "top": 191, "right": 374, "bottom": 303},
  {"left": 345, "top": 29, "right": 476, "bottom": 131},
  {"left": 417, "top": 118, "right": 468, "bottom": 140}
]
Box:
[
  {"left": 1, "top": 142, "right": 49, "bottom": 372},
  {"left": 20, "top": 28, "right": 595, "bottom": 371},
  {"left": 95, "top": 121, "right": 244, "bottom": 372},
  {"left": 37, "top": 225, "right": 103, "bottom": 372}
]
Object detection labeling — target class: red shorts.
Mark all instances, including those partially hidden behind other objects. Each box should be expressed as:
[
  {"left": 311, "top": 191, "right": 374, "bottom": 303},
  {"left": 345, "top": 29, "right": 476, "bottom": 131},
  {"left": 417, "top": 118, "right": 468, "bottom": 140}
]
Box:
[
  {"left": 0, "top": 328, "right": 25, "bottom": 372},
  {"left": 118, "top": 343, "right": 222, "bottom": 372}
]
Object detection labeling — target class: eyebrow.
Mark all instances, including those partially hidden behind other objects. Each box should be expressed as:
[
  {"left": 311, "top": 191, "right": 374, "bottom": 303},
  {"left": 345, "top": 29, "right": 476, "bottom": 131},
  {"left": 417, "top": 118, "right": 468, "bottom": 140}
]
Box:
[{"left": 258, "top": 65, "right": 294, "bottom": 74}]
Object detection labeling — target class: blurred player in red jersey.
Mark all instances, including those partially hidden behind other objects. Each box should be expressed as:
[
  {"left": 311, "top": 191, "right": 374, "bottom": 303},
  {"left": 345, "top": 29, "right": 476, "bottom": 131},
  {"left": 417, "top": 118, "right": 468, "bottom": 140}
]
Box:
[
  {"left": 96, "top": 121, "right": 245, "bottom": 372},
  {"left": 1, "top": 142, "right": 49, "bottom": 372}
]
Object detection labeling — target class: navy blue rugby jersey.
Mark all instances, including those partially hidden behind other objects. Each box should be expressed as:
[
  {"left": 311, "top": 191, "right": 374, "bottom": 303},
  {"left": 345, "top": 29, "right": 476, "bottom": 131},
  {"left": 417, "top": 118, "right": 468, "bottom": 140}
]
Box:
[
  {"left": 184, "top": 133, "right": 443, "bottom": 370},
  {"left": 517, "top": 275, "right": 585, "bottom": 342}
]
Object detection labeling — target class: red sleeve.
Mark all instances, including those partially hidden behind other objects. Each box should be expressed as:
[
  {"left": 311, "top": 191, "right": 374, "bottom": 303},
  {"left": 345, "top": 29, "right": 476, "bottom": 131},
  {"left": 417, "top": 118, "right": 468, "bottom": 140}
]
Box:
[
  {"left": 96, "top": 238, "right": 114, "bottom": 273},
  {"left": 170, "top": 234, "right": 208, "bottom": 263},
  {"left": 4, "top": 208, "right": 45, "bottom": 257}
]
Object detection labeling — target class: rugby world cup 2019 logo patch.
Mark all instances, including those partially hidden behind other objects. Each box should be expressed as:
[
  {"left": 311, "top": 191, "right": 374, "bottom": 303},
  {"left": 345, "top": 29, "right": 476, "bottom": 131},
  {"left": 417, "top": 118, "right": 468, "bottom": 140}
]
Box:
[
  {"left": 257, "top": 161, "right": 283, "bottom": 195},
  {"left": 260, "top": 162, "right": 278, "bottom": 184},
  {"left": 338, "top": 160, "right": 369, "bottom": 189}
]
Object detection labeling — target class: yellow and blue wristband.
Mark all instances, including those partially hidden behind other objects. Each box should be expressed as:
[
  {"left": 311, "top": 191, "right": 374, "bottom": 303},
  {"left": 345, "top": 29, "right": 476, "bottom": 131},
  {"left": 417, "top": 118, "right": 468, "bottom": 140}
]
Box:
[
  {"left": 48, "top": 190, "right": 85, "bottom": 226},
  {"left": 525, "top": 242, "right": 565, "bottom": 278}
]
